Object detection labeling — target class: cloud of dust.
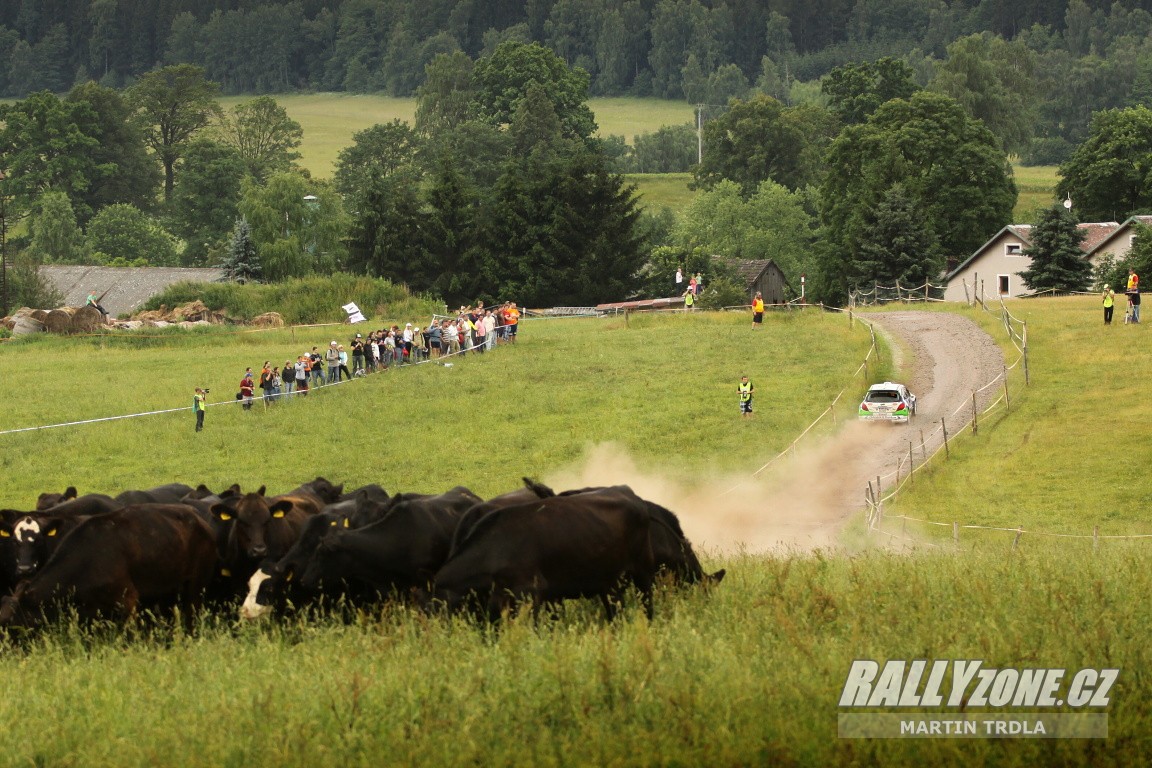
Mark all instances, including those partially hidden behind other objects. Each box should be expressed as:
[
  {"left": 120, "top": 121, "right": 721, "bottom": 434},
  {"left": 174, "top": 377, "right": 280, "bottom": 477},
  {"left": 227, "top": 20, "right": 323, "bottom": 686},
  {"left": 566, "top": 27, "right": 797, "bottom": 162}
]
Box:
[{"left": 543, "top": 424, "right": 885, "bottom": 555}]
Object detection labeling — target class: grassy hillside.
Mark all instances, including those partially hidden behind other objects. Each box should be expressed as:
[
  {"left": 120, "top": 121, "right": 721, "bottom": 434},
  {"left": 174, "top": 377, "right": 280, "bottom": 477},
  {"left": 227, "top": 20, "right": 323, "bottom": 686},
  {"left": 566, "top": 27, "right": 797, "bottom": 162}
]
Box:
[
  {"left": 219, "top": 93, "right": 1057, "bottom": 221},
  {"left": 2, "top": 301, "right": 1146, "bottom": 765},
  {"left": 221, "top": 94, "right": 693, "bottom": 180}
]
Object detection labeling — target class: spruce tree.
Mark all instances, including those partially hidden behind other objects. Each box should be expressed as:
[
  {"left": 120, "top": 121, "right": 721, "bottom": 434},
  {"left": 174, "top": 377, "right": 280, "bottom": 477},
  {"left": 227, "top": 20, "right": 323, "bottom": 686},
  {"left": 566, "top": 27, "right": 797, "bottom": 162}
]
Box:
[
  {"left": 1018, "top": 205, "right": 1091, "bottom": 292},
  {"left": 219, "top": 216, "right": 261, "bottom": 284}
]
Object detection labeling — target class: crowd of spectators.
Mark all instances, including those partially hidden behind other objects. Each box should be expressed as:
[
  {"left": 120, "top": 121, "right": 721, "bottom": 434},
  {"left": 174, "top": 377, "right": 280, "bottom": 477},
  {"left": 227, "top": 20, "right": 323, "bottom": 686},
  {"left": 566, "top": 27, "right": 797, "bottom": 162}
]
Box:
[{"left": 244, "top": 301, "right": 521, "bottom": 406}]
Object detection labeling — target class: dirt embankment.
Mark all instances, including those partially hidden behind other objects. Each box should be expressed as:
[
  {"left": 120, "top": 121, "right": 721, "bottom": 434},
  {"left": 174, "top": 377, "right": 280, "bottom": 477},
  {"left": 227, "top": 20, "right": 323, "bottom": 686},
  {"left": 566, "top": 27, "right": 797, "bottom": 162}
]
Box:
[{"left": 546, "top": 311, "right": 1006, "bottom": 554}]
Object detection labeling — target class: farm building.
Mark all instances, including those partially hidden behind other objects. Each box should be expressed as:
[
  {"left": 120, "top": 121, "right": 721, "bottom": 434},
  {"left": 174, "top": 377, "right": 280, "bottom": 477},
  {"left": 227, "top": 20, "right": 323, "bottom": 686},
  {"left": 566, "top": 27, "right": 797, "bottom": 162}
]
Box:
[
  {"left": 40, "top": 265, "right": 224, "bottom": 318},
  {"left": 942, "top": 221, "right": 1119, "bottom": 301},
  {"left": 722, "top": 258, "right": 790, "bottom": 304}
]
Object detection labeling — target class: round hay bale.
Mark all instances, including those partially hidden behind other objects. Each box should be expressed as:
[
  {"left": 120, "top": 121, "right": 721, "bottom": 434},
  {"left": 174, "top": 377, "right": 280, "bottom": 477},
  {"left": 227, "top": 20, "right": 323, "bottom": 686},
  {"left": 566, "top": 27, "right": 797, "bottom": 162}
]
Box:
[
  {"left": 71, "top": 305, "right": 104, "bottom": 333},
  {"left": 43, "top": 309, "right": 73, "bottom": 333},
  {"left": 30, "top": 309, "right": 49, "bottom": 322},
  {"left": 252, "top": 312, "right": 284, "bottom": 328},
  {"left": 12, "top": 315, "right": 46, "bottom": 335}
]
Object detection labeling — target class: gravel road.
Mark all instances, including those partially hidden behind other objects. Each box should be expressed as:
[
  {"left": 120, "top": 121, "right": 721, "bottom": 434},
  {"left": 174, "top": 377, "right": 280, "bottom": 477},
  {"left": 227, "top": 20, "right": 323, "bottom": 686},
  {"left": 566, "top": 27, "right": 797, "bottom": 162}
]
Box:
[{"left": 546, "top": 310, "right": 1007, "bottom": 554}]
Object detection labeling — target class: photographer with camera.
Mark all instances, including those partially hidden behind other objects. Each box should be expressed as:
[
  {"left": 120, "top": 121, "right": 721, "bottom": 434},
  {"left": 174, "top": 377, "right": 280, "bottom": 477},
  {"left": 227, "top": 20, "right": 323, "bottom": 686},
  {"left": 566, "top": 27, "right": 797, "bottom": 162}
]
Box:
[{"left": 193, "top": 387, "right": 208, "bottom": 432}]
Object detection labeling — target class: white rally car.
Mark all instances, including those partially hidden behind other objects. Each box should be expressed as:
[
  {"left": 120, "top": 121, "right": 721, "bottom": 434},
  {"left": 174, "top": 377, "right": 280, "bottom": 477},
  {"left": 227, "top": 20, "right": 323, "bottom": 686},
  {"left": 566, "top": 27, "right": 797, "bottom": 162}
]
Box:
[{"left": 858, "top": 382, "right": 916, "bottom": 423}]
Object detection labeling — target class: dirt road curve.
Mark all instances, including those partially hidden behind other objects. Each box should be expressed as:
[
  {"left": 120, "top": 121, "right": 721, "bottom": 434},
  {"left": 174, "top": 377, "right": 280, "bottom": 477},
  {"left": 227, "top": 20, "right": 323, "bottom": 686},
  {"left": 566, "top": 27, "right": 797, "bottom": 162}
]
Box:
[
  {"left": 551, "top": 311, "right": 1007, "bottom": 554},
  {"left": 701, "top": 310, "right": 1007, "bottom": 552}
]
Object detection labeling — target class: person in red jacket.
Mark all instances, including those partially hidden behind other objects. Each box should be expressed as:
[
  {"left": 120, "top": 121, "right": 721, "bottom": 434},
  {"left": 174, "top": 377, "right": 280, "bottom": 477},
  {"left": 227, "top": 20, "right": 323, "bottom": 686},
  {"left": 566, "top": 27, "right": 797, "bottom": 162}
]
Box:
[{"left": 240, "top": 369, "right": 255, "bottom": 410}]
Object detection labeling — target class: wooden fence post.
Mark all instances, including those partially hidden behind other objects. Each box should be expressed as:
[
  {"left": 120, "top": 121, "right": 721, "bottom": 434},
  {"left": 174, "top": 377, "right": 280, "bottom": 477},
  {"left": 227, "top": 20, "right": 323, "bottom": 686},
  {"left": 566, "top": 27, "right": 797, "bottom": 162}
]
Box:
[
  {"left": 1093, "top": 525, "right": 1099, "bottom": 552},
  {"left": 1012, "top": 527, "right": 1023, "bottom": 550},
  {"left": 963, "top": 279, "right": 971, "bottom": 306},
  {"left": 1023, "top": 343, "right": 1030, "bottom": 386},
  {"left": 1003, "top": 369, "right": 1010, "bottom": 413},
  {"left": 920, "top": 429, "right": 927, "bottom": 459},
  {"left": 941, "top": 417, "right": 950, "bottom": 458},
  {"left": 908, "top": 441, "right": 914, "bottom": 485},
  {"left": 972, "top": 391, "right": 978, "bottom": 436},
  {"left": 953, "top": 521, "right": 959, "bottom": 544}
]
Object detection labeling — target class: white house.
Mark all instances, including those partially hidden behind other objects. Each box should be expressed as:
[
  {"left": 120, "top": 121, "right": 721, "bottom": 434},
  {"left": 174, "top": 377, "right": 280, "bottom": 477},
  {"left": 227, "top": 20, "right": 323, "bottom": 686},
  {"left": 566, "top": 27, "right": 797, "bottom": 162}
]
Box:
[{"left": 943, "top": 221, "right": 1119, "bottom": 302}]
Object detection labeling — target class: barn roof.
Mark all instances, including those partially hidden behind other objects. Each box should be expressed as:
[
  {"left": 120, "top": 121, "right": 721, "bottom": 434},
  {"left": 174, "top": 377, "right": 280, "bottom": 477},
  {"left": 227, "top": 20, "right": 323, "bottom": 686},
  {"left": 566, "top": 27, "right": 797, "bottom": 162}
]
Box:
[{"left": 40, "top": 265, "right": 224, "bottom": 318}]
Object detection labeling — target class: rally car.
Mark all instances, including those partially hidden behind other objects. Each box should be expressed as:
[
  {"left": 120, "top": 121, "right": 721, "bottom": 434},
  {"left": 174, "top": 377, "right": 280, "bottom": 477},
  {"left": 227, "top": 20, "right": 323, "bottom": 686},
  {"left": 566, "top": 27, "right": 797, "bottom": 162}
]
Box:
[{"left": 858, "top": 382, "right": 917, "bottom": 423}]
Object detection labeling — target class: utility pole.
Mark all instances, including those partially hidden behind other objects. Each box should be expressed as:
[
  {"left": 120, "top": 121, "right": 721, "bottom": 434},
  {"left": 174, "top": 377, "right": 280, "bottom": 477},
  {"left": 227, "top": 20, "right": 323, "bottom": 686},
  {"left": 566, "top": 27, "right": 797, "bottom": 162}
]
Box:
[
  {"left": 0, "top": 170, "right": 8, "bottom": 318},
  {"left": 696, "top": 104, "right": 704, "bottom": 164}
]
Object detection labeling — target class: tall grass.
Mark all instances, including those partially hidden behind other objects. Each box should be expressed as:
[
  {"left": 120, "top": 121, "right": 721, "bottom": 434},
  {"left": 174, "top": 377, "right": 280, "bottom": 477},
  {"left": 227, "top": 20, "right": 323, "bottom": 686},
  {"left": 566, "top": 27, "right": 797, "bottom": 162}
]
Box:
[
  {"left": 140, "top": 274, "right": 441, "bottom": 324},
  {"left": 1, "top": 548, "right": 1148, "bottom": 766}
]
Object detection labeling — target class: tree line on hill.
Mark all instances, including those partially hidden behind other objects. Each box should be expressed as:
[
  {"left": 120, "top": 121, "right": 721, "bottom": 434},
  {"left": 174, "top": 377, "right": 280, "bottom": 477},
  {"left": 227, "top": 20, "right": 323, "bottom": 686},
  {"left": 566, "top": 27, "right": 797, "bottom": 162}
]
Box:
[
  {"left": 6, "top": 0, "right": 1152, "bottom": 166},
  {"left": 5, "top": 37, "right": 1152, "bottom": 313}
]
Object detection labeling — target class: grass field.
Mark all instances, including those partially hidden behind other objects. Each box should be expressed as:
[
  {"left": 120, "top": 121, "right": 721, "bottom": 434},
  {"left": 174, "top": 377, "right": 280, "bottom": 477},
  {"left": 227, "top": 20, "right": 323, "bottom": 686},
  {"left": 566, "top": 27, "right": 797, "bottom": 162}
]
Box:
[
  {"left": 220, "top": 94, "right": 693, "bottom": 180},
  {"left": 217, "top": 93, "right": 1059, "bottom": 220},
  {"left": 3, "top": 295, "right": 1147, "bottom": 763}
]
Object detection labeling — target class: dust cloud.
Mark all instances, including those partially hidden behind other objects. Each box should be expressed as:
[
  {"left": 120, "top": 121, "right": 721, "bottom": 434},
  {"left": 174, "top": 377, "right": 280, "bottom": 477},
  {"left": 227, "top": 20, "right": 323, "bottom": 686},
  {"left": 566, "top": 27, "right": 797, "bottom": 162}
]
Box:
[{"left": 542, "top": 430, "right": 885, "bottom": 554}]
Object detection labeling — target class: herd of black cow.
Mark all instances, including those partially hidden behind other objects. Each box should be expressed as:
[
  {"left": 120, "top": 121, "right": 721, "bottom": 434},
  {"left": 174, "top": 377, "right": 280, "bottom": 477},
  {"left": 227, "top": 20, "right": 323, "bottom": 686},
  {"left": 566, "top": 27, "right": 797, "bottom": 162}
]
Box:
[{"left": 0, "top": 478, "right": 725, "bottom": 630}]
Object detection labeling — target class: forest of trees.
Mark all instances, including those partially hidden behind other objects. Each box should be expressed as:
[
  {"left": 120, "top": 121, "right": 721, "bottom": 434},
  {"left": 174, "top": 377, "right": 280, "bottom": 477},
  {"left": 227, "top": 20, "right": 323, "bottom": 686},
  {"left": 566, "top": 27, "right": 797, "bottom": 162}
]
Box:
[
  {"left": 5, "top": 0, "right": 1152, "bottom": 164},
  {"left": 5, "top": 1, "right": 1152, "bottom": 308}
]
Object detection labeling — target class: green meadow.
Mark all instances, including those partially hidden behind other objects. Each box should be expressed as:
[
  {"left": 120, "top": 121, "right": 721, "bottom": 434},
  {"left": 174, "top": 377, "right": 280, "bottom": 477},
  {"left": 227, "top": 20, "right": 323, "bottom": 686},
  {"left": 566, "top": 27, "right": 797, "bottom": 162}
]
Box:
[{"left": 1, "top": 299, "right": 1150, "bottom": 764}]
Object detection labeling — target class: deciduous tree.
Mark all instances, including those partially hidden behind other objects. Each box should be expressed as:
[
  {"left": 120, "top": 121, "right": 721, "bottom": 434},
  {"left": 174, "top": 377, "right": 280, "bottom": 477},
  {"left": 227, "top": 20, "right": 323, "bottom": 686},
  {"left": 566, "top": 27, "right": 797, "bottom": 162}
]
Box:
[
  {"left": 820, "top": 90, "right": 1017, "bottom": 303},
  {"left": 216, "top": 96, "right": 303, "bottom": 183},
  {"left": 1058, "top": 106, "right": 1152, "bottom": 222},
  {"left": 128, "top": 64, "right": 222, "bottom": 204}
]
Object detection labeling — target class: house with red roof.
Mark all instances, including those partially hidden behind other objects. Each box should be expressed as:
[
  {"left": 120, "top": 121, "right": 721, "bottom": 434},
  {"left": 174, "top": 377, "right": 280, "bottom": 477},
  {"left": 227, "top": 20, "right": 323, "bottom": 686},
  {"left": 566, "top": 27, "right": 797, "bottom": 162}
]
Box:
[{"left": 942, "top": 221, "right": 1119, "bottom": 301}]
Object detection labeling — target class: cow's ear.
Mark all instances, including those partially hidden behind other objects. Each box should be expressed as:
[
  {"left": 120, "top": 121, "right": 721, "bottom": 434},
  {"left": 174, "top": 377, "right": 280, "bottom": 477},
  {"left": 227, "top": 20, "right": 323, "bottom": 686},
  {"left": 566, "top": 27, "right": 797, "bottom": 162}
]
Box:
[
  {"left": 210, "top": 503, "right": 233, "bottom": 522},
  {"left": 63, "top": 487, "right": 78, "bottom": 501},
  {"left": 269, "top": 500, "right": 293, "bottom": 518},
  {"left": 257, "top": 485, "right": 267, "bottom": 497}
]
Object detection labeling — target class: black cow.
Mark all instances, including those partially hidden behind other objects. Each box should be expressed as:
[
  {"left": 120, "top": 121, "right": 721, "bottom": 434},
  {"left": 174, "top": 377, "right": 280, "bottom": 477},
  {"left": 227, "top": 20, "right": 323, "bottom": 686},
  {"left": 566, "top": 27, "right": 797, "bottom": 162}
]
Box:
[
  {"left": 35, "top": 486, "right": 79, "bottom": 510},
  {"left": 239, "top": 504, "right": 390, "bottom": 620},
  {"left": 210, "top": 485, "right": 323, "bottom": 598},
  {"left": 240, "top": 486, "right": 479, "bottom": 619},
  {"left": 0, "top": 504, "right": 218, "bottom": 627},
  {"left": 294, "top": 490, "right": 477, "bottom": 598},
  {"left": 431, "top": 486, "right": 657, "bottom": 621},
  {"left": 525, "top": 482, "right": 725, "bottom": 586},
  {"left": 31, "top": 492, "right": 120, "bottom": 514},
  {"left": 114, "top": 483, "right": 196, "bottom": 506},
  {"left": 0, "top": 495, "right": 123, "bottom": 587}
]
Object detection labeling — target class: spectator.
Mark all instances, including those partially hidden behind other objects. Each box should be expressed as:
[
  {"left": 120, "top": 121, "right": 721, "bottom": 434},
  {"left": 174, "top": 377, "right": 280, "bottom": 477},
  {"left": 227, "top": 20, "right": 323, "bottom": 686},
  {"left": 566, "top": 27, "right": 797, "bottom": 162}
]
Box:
[
  {"left": 240, "top": 369, "right": 255, "bottom": 411},
  {"left": 351, "top": 334, "right": 365, "bottom": 375},
  {"left": 506, "top": 302, "right": 520, "bottom": 343},
  {"left": 295, "top": 355, "right": 309, "bottom": 396},
  {"left": 484, "top": 310, "right": 496, "bottom": 351},
  {"left": 444, "top": 319, "right": 460, "bottom": 356},
  {"left": 1103, "top": 285, "right": 1115, "bottom": 325},
  {"left": 337, "top": 345, "right": 351, "bottom": 380},
  {"left": 309, "top": 347, "right": 324, "bottom": 386},
  {"left": 270, "top": 366, "right": 283, "bottom": 403},
  {"left": 282, "top": 359, "right": 295, "bottom": 396},
  {"left": 326, "top": 341, "right": 340, "bottom": 383},
  {"left": 752, "top": 291, "right": 765, "bottom": 329}
]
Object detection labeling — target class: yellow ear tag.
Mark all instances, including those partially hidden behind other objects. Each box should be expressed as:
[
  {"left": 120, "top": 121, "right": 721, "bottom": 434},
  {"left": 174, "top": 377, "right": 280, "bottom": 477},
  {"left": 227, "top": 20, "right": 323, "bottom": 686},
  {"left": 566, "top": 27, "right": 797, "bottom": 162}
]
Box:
[
  {"left": 221, "top": 568, "right": 231, "bottom": 577},
  {"left": 47, "top": 528, "right": 58, "bottom": 537},
  {"left": 286, "top": 572, "right": 294, "bottom": 582},
  {"left": 0, "top": 530, "right": 9, "bottom": 538},
  {"left": 329, "top": 520, "right": 337, "bottom": 526},
  {"left": 343, "top": 518, "right": 350, "bottom": 528},
  {"left": 272, "top": 510, "right": 285, "bottom": 519},
  {"left": 219, "top": 512, "right": 232, "bottom": 521}
]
